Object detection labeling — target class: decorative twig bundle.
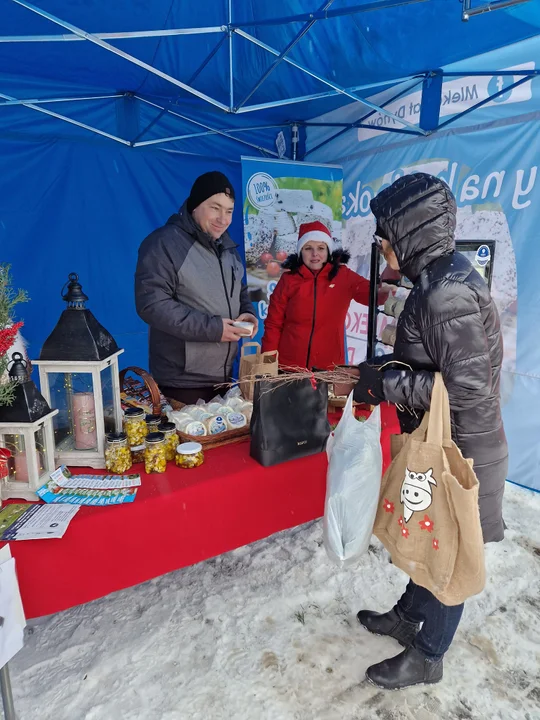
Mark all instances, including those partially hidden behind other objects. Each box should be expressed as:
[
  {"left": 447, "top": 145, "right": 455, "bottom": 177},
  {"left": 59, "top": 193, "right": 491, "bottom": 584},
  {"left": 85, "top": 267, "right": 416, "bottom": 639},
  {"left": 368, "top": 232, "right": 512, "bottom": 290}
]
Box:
[{"left": 221, "top": 365, "right": 360, "bottom": 397}]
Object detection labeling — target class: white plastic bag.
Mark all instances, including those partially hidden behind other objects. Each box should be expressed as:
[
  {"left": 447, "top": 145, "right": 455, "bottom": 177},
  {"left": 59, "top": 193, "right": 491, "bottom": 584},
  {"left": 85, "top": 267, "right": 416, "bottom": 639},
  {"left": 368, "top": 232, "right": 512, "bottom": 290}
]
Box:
[{"left": 323, "top": 393, "right": 382, "bottom": 567}]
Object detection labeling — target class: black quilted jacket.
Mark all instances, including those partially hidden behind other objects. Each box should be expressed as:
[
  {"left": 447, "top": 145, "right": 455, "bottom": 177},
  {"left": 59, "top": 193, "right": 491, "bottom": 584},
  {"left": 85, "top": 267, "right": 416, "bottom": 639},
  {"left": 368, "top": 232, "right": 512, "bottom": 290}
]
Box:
[{"left": 371, "top": 173, "right": 508, "bottom": 543}]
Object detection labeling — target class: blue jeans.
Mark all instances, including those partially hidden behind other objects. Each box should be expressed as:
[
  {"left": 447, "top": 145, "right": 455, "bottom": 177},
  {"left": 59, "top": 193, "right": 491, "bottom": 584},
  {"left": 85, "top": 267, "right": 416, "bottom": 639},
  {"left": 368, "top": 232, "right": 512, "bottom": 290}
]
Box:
[{"left": 397, "top": 581, "right": 464, "bottom": 661}]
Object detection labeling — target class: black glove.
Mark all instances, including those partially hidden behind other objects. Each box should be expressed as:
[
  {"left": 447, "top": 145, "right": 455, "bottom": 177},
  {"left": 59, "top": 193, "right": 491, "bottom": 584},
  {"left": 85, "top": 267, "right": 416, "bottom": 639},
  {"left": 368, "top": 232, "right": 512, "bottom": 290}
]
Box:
[{"left": 353, "top": 362, "right": 385, "bottom": 405}]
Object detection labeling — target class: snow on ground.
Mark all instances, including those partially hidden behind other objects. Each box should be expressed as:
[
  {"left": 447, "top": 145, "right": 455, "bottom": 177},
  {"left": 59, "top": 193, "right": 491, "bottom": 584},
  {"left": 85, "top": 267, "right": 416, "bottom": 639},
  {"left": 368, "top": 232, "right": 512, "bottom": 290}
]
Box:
[{"left": 11, "top": 483, "right": 540, "bottom": 720}]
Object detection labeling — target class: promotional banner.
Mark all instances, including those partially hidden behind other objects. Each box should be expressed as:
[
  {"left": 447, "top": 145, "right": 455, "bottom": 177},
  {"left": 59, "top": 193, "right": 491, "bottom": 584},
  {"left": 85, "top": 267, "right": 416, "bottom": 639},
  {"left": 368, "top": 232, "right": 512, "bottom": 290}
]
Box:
[{"left": 241, "top": 157, "right": 343, "bottom": 344}]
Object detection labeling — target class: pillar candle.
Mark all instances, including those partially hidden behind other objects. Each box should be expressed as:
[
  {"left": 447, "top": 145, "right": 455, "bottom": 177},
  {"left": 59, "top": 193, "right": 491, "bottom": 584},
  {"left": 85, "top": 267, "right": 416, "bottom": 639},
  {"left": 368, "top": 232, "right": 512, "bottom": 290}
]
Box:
[
  {"left": 13, "top": 451, "right": 29, "bottom": 483},
  {"left": 73, "top": 392, "right": 97, "bottom": 450}
]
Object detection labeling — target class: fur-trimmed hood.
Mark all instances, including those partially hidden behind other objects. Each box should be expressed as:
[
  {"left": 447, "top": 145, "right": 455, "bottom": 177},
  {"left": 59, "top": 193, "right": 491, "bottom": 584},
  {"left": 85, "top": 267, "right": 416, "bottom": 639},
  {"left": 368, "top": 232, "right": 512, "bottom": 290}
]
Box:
[{"left": 281, "top": 248, "right": 351, "bottom": 281}]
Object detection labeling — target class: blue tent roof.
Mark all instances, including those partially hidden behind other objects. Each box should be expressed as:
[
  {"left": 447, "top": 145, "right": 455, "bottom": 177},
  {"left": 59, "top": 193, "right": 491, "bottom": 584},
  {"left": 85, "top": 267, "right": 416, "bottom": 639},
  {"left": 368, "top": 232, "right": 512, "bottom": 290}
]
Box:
[{"left": 0, "top": 0, "right": 539, "bottom": 160}]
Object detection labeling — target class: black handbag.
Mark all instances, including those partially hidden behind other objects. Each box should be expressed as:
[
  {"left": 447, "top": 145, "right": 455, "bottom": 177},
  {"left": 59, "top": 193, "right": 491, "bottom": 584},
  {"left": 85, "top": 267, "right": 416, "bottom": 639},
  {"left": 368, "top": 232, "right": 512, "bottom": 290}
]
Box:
[{"left": 250, "top": 377, "right": 331, "bottom": 467}]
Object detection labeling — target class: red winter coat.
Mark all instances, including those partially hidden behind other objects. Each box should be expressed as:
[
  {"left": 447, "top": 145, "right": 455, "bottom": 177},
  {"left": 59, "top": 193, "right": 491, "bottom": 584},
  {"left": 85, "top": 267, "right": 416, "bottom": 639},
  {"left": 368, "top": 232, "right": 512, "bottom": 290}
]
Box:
[{"left": 261, "top": 252, "right": 371, "bottom": 370}]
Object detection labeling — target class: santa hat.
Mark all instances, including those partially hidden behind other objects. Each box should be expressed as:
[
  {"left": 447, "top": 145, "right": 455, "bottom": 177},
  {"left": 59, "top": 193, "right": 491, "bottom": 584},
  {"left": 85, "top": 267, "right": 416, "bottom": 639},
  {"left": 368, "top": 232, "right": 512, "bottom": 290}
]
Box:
[{"left": 297, "top": 221, "right": 335, "bottom": 255}]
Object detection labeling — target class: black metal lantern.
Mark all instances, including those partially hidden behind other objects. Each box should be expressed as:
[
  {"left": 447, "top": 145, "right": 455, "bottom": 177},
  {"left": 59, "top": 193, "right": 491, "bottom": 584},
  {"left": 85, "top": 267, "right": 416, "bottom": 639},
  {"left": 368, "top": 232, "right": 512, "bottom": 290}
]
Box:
[
  {"left": 39, "top": 273, "right": 119, "bottom": 362},
  {"left": 0, "top": 353, "right": 58, "bottom": 500},
  {"left": 0, "top": 352, "right": 51, "bottom": 423},
  {"left": 34, "top": 273, "right": 124, "bottom": 468}
]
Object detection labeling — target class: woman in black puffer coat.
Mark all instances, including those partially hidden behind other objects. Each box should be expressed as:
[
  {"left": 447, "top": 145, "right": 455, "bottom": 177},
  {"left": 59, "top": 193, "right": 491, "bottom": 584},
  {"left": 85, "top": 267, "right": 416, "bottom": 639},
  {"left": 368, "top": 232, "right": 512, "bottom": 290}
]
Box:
[{"left": 353, "top": 173, "right": 508, "bottom": 691}]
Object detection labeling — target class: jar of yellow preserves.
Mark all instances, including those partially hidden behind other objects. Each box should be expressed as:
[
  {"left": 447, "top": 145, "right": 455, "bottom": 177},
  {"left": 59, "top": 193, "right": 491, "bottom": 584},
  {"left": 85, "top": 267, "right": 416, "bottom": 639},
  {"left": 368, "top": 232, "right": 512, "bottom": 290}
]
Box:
[
  {"left": 158, "top": 422, "right": 178, "bottom": 462},
  {"left": 144, "top": 432, "right": 167, "bottom": 474},
  {"left": 145, "top": 413, "right": 162, "bottom": 434},
  {"left": 105, "top": 432, "right": 133, "bottom": 474},
  {"left": 123, "top": 407, "right": 148, "bottom": 448},
  {"left": 175, "top": 442, "right": 204, "bottom": 469}
]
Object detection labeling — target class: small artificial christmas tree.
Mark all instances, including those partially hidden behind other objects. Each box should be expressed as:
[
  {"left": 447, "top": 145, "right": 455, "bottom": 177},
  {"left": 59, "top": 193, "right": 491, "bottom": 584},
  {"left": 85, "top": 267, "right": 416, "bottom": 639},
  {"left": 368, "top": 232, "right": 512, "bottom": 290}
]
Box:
[{"left": 0, "top": 264, "right": 28, "bottom": 406}]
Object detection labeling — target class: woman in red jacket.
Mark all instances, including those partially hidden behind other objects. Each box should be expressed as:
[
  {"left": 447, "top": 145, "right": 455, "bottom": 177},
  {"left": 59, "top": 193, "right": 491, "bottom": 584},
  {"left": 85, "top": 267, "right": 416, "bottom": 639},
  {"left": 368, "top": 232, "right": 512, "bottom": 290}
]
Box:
[{"left": 262, "top": 221, "right": 382, "bottom": 370}]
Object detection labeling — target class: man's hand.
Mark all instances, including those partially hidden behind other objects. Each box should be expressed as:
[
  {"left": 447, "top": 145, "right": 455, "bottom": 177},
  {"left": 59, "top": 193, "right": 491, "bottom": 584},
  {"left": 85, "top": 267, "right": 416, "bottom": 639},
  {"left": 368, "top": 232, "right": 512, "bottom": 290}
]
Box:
[
  {"left": 235, "top": 313, "right": 259, "bottom": 338},
  {"left": 221, "top": 318, "right": 245, "bottom": 342}
]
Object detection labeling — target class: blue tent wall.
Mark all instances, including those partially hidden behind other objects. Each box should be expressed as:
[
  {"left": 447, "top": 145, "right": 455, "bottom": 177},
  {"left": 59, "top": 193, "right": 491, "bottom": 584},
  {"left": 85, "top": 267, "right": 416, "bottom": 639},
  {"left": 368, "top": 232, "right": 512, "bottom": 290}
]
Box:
[{"left": 0, "top": 138, "right": 242, "bottom": 370}]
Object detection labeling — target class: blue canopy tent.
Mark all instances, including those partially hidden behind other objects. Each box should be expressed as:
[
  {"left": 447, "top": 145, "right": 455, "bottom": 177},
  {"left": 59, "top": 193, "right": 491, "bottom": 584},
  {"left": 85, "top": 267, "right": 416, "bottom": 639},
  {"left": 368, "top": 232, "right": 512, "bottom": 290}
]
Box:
[{"left": 1, "top": 1, "right": 540, "bottom": 486}]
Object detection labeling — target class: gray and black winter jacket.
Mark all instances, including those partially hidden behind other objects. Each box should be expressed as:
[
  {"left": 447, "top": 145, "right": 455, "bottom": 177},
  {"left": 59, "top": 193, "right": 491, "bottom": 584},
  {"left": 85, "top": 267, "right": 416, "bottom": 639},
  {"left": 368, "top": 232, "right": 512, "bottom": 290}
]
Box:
[
  {"left": 371, "top": 173, "right": 508, "bottom": 544},
  {"left": 135, "top": 204, "right": 253, "bottom": 389}
]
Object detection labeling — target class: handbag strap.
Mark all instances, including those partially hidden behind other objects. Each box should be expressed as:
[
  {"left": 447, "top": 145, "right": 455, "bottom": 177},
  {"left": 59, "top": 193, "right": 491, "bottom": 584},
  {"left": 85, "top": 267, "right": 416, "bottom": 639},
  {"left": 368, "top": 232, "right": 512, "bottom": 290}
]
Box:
[
  {"left": 241, "top": 342, "right": 261, "bottom": 358},
  {"left": 426, "top": 373, "right": 452, "bottom": 446},
  {"left": 119, "top": 366, "right": 162, "bottom": 416}
]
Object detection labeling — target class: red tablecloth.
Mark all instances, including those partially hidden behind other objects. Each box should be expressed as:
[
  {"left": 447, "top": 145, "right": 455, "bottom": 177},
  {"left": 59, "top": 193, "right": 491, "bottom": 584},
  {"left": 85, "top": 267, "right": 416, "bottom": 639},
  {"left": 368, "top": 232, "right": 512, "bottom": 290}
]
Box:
[{"left": 7, "top": 405, "right": 399, "bottom": 619}]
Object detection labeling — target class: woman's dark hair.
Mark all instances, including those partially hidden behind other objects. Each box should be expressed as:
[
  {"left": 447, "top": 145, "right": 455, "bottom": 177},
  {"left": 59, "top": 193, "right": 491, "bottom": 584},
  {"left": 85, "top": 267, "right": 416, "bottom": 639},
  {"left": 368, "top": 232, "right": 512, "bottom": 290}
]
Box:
[{"left": 281, "top": 247, "right": 351, "bottom": 280}]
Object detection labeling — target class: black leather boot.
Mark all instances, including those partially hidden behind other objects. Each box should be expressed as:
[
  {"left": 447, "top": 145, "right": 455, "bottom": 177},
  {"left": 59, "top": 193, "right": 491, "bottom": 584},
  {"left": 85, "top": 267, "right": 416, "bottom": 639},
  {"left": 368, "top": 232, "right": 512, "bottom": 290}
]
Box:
[
  {"left": 357, "top": 607, "right": 420, "bottom": 647},
  {"left": 366, "top": 646, "right": 443, "bottom": 690}
]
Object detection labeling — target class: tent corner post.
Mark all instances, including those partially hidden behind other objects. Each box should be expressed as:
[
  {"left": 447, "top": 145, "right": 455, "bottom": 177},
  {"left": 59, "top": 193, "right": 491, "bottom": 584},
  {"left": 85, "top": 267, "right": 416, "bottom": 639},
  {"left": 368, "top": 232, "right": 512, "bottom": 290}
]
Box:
[
  {"left": 291, "top": 124, "right": 299, "bottom": 160},
  {"left": 0, "top": 664, "right": 16, "bottom": 720},
  {"left": 419, "top": 72, "right": 443, "bottom": 132}
]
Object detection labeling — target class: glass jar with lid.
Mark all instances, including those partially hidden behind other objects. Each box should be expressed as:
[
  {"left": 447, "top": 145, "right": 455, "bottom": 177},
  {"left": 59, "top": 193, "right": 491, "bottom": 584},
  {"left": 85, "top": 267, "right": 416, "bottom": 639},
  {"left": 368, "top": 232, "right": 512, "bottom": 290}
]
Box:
[
  {"left": 105, "top": 432, "right": 133, "bottom": 474},
  {"left": 123, "top": 407, "right": 148, "bottom": 448},
  {"left": 130, "top": 444, "right": 146, "bottom": 464},
  {"left": 144, "top": 431, "right": 167, "bottom": 474},
  {"left": 158, "top": 422, "right": 177, "bottom": 462},
  {"left": 175, "top": 442, "right": 204, "bottom": 469},
  {"left": 145, "top": 413, "right": 162, "bottom": 434}
]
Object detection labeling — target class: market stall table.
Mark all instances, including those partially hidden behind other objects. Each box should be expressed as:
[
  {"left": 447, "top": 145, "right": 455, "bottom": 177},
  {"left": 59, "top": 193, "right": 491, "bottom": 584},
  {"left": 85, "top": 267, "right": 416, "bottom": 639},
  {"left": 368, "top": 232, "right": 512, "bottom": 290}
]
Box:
[{"left": 6, "top": 405, "right": 399, "bottom": 619}]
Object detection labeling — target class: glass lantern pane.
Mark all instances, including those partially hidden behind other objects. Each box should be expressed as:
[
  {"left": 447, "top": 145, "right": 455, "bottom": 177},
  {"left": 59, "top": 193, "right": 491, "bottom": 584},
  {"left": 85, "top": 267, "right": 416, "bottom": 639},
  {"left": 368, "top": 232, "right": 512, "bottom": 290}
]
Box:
[
  {"left": 34, "top": 425, "right": 47, "bottom": 477},
  {"left": 2, "top": 433, "right": 26, "bottom": 482},
  {"left": 48, "top": 372, "right": 98, "bottom": 452},
  {"left": 100, "top": 365, "right": 116, "bottom": 434}
]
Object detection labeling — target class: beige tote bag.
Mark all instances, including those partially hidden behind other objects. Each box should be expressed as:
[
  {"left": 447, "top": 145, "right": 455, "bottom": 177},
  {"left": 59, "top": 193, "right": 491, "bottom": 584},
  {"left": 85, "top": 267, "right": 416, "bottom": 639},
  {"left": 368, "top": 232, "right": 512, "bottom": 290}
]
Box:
[{"left": 374, "top": 374, "right": 485, "bottom": 606}]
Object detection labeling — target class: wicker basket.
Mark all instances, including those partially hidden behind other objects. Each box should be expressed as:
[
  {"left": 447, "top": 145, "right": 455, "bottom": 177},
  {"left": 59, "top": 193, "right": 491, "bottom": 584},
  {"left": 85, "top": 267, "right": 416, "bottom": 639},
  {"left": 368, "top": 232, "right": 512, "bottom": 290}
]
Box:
[
  {"left": 119, "top": 366, "right": 164, "bottom": 416},
  {"left": 168, "top": 398, "right": 250, "bottom": 450}
]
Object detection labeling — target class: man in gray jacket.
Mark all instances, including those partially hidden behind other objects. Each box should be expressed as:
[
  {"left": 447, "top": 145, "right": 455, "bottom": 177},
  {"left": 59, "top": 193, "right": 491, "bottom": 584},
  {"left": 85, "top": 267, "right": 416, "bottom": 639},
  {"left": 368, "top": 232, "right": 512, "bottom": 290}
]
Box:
[{"left": 135, "top": 171, "right": 257, "bottom": 404}]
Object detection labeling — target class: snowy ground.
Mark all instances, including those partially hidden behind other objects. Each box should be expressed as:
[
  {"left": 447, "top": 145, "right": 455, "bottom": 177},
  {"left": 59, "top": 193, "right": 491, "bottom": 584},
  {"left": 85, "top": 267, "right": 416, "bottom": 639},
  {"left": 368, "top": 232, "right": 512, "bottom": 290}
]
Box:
[{"left": 11, "top": 483, "right": 540, "bottom": 720}]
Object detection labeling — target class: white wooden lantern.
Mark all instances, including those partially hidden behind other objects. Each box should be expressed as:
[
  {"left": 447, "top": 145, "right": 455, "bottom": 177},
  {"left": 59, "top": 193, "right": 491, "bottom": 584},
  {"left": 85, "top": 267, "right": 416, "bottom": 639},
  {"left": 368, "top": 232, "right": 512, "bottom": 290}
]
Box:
[
  {"left": 0, "top": 409, "right": 58, "bottom": 501},
  {"left": 33, "top": 352, "right": 123, "bottom": 469}
]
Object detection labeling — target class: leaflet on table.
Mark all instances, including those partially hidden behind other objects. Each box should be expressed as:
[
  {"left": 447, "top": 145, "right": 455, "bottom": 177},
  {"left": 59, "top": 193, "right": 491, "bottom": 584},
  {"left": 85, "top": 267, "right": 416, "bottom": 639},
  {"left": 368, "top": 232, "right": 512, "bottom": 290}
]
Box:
[
  {"left": 37, "top": 466, "right": 139, "bottom": 506},
  {"left": 52, "top": 467, "right": 141, "bottom": 489},
  {"left": 0, "top": 503, "right": 80, "bottom": 541}
]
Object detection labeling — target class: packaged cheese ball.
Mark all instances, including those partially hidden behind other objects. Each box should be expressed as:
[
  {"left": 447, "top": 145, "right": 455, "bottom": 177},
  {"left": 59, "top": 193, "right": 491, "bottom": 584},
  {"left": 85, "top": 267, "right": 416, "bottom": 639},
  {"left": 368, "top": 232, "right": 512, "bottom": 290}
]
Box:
[
  {"left": 184, "top": 421, "right": 207, "bottom": 437},
  {"left": 206, "top": 415, "right": 228, "bottom": 435},
  {"left": 226, "top": 413, "right": 247, "bottom": 430}
]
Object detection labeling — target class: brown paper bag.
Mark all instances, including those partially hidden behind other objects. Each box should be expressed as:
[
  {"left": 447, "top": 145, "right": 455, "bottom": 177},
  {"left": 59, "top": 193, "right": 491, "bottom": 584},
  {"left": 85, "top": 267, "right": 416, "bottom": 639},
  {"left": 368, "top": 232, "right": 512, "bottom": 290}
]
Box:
[
  {"left": 239, "top": 342, "right": 279, "bottom": 401},
  {"left": 373, "top": 374, "right": 485, "bottom": 606}
]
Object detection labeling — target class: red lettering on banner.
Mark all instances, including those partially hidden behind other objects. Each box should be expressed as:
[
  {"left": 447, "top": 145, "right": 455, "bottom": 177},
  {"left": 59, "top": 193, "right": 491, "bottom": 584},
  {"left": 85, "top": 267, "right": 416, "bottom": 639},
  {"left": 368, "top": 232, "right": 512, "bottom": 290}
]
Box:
[
  {"left": 359, "top": 313, "right": 368, "bottom": 335},
  {"left": 350, "top": 312, "right": 362, "bottom": 334},
  {"left": 347, "top": 346, "right": 356, "bottom": 364}
]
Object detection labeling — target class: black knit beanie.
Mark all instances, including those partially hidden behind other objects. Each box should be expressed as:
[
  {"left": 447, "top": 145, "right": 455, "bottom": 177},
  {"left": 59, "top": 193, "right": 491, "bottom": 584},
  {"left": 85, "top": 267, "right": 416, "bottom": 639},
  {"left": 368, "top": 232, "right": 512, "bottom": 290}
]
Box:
[{"left": 186, "top": 171, "right": 235, "bottom": 213}]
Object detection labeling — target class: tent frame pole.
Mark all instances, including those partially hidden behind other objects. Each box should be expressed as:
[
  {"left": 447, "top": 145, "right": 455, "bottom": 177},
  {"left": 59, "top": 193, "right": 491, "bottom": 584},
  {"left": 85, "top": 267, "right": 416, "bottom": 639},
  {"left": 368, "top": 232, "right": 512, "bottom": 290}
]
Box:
[
  {"left": 235, "top": 75, "right": 420, "bottom": 113},
  {"left": 462, "top": 0, "right": 531, "bottom": 22},
  {"left": 231, "top": 0, "right": 428, "bottom": 28},
  {"left": 234, "top": 28, "right": 427, "bottom": 135},
  {"left": 436, "top": 74, "right": 534, "bottom": 130},
  {"left": 235, "top": 0, "right": 336, "bottom": 111},
  {"left": 11, "top": 0, "right": 230, "bottom": 112},
  {"left": 0, "top": 28, "right": 227, "bottom": 42},
  {"left": 0, "top": 89, "right": 131, "bottom": 144},
  {"left": 0, "top": 94, "right": 122, "bottom": 107},
  {"left": 228, "top": 0, "right": 234, "bottom": 111},
  {"left": 131, "top": 35, "right": 228, "bottom": 145},
  {"left": 134, "top": 96, "right": 281, "bottom": 156},
  {"left": 304, "top": 78, "right": 425, "bottom": 157}
]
